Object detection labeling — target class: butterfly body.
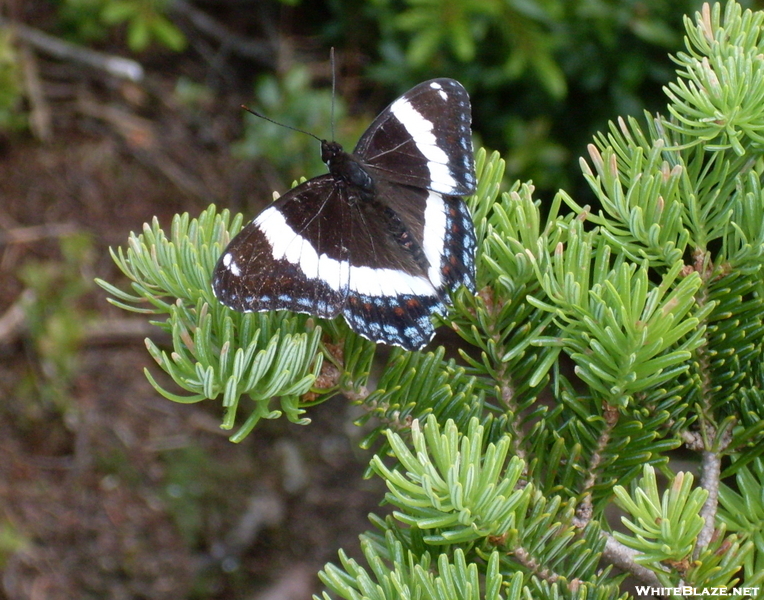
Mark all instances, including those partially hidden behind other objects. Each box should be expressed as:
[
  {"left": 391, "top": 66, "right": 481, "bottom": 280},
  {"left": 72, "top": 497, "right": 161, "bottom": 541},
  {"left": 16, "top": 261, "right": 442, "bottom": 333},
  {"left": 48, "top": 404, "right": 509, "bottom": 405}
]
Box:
[
  {"left": 321, "top": 140, "right": 374, "bottom": 197},
  {"left": 213, "top": 78, "right": 477, "bottom": 351}
]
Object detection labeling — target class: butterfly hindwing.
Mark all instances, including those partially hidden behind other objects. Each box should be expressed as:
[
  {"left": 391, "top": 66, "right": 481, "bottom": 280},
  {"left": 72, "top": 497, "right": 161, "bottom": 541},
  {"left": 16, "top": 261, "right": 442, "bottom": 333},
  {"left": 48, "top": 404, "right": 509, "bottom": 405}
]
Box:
[
  {"left": 213, "top": 78, "right": 477, "bottom": 351},
  {"left": 343, "top": 290, "right": 444, "bottom": 350},
  {"left": 340, "top": 182, "right": 447, "bottom": 349},
  {"left": 439, "top": 194, "right": 477, "bottom": 293}
]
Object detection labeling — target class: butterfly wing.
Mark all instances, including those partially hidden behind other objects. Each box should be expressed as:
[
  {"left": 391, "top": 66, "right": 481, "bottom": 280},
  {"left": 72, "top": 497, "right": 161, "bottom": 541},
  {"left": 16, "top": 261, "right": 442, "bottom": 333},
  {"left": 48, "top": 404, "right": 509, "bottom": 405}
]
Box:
[
  {"left": 353, "top": 78, "right": 476, "bottom": 196},
  {"left": 434, "top": 193, "right": 478, "bottom": 294},
  {"left": 368, "top": 178, "right": 477, "bottom": 292},
  {"left": 338, "top": 189, "right": 475, "bottom": 349},
  {"left": 354, "top": 77, "right": 477, "bottom": 298},
  {"left": 212, "top": 176, "right": 448, "bottom": 350},
  {"left": 339, "top": 182, "right": 447, "bottom": 349},
  {"left": 212, "top": 175, "right": 351, "bottom": 318}
]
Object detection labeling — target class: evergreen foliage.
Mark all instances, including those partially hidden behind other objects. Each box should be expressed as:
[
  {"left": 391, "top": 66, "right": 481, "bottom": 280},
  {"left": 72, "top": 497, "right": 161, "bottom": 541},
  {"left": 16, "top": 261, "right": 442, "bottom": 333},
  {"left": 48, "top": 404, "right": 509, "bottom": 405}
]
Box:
[{"left": 98, "top": 2, "right": 764, "bottom": 597}]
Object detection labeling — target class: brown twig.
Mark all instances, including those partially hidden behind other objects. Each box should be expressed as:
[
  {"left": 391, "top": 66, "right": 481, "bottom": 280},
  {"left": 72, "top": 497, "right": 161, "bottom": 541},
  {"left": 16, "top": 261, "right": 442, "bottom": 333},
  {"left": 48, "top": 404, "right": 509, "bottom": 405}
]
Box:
[
  {"left": 694, "top": 424, "right": 731, "bottom": 560},
  {"left": 17, "top": 43, "right": 51, "bottom": 141},
  {"left": 511, "top": 545, "right": 561, "bottom": 584},
  {"left": 75, "top": 95, "right": 209, "bottom": 202},
  {"left": 0, "top": 222, "right": 81, "bottom": 246},
  {"left": 169, "top": 0, "right": 275, "bottom": 67},
  {"left": 0, "top": 17, "right": 144, "bottom": 81},
  {"left": 602, "top": 532, "right": 663, "bottom": 586},
  {"left": 0, "top": 288, "right": 164, "bottom": 346},
  {"left": 575, "top": 402, "right": 619, "bottom": 527},
  {"left": 0, "top": 289, "right": 35, "bottom": 344}
]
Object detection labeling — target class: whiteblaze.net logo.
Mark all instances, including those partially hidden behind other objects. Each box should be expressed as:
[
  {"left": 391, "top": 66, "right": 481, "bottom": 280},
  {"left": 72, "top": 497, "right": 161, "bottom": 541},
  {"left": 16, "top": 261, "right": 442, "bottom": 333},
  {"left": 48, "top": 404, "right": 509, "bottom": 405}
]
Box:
[{"left": 634, "top": 587, "right": 760, "bottom": 597}]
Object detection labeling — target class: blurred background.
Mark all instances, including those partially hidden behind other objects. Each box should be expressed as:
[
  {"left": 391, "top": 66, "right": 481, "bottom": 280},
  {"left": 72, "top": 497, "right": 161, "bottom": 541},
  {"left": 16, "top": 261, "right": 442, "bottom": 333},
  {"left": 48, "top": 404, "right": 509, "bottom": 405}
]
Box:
[{"left": 0, "top": 0, "right": 731, "bottom": 597}]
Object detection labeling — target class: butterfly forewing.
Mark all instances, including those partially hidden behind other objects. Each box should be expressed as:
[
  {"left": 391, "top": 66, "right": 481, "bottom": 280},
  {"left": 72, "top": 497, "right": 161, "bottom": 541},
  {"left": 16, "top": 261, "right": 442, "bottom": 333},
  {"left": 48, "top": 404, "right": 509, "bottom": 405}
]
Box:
[
  {"left": 354, "top": 78, "right": 475, "bottom": 196},
  {"left": 213, "top": 77, "right": 477, "bottom": 351},
  {"left": 213, "top": 177, "right": 350, "bottom": 318}
]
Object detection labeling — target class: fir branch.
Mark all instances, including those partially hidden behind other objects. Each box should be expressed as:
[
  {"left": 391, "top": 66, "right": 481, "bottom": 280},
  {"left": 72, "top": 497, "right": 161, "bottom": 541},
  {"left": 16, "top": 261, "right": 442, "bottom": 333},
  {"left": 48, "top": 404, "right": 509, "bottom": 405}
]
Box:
[
  {"left": 601, "top": 533, "right": 662, "bottom": 587},
  {"left": 370, "top": 416, "right": 528, "bottom": 544},
  {"left": 574, "top": 403, "right": 619, "bottom": 527},
  {"left": 96, "top": 205, "right": 380, "bottom": 438},
  {"left": 695, "top": 448, "right": 722, "bottom": 559},
  {"left": 666, "top": 2, "right": 764, "bottom": 153},
  {"left": 610, "top": 463, "right": 749, "bottom": 590},
  {"left": 357, "top": 346, "right": 487, "bottom": 453},
  {"left": 717, "top": 458, "right": 764, "bottom": 587},
  {"left": 370, "top": 416, "right": 614, "bottom": 595},
  {"left": 461, "top": 159, "right": 563, "bottom": 458},
  {"left": 613, "top": 467, "right": 707, "bottom": 565},
  {"left": 318, "top": 536, "right": 515, "bottom": 600}
]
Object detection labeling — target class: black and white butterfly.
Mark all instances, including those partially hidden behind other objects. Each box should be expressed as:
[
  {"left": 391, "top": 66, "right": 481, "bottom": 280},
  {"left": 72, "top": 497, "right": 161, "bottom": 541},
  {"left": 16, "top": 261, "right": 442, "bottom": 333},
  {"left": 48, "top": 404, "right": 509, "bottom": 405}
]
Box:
[{"left": 212, "top": 78, "right": 477, "bottom": 351}]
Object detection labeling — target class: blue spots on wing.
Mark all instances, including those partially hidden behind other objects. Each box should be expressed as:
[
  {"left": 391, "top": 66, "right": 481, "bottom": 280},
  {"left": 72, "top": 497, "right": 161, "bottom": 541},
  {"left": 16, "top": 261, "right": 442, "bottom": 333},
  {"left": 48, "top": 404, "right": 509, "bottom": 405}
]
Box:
[{"left": 343, "top": 293, "right": 445, "bottom": 350}]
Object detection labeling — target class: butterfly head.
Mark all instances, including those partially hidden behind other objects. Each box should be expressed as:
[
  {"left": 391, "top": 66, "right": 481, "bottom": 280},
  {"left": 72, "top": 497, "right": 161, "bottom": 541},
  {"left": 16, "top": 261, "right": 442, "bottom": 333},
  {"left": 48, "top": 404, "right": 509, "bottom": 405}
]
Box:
[{"left": 321, "top": 139, "right": 342, "bottom": 165}]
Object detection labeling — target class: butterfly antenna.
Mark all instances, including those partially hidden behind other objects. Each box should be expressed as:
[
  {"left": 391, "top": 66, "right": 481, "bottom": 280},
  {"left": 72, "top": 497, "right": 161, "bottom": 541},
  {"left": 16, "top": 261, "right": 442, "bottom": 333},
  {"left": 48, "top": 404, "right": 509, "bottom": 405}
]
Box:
[
  {"left": 241, "top": 106, "right": 323, "bottom": 143},
  {"left": 330, "top": 47, "right": 336, "bottom": 141}
]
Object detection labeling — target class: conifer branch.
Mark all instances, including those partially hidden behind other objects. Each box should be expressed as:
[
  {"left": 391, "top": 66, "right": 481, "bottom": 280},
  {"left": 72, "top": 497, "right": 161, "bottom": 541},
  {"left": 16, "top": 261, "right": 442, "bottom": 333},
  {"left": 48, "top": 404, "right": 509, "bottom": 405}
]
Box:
[
  {"left": 602, "top": 533, "right": 663, "bottom": 587},
  {"left": 696, "top": 449, "right": 722, "bottom": 558},
  {"left": 575, "top": 403, "right": 619, "bottom": 527}
]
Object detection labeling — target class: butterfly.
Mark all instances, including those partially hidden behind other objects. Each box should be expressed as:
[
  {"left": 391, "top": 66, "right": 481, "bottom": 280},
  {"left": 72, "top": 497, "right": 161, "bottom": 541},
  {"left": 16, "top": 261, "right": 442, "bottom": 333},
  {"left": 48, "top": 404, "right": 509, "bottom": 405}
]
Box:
[{"left": 212, "top": 78, "right": 477, "bottom": 351}]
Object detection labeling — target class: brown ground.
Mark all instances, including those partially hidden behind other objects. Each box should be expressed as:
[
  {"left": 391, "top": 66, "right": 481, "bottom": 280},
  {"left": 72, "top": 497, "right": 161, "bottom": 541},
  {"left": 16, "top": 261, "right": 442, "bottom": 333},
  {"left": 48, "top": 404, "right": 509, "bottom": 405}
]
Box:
[{"left": 0, "top": 27, "right": 385, "bottom": 600}]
